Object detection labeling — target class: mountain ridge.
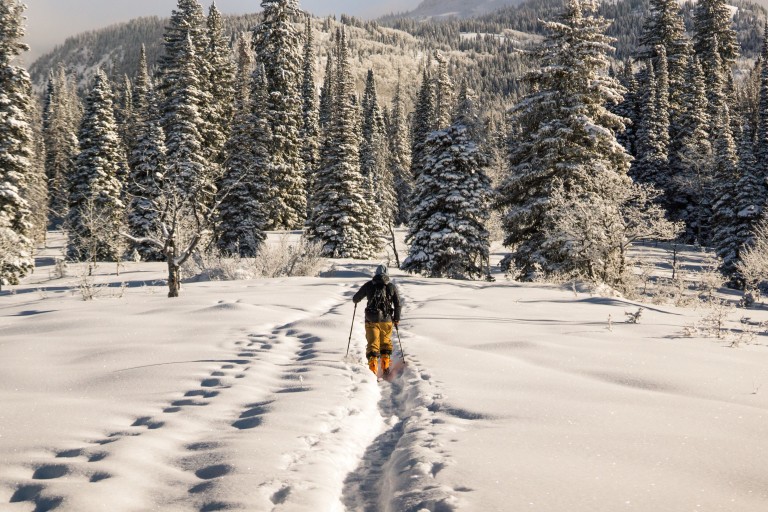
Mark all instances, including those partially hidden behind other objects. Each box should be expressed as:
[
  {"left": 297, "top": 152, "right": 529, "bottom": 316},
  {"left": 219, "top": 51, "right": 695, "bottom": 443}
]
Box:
[{"left": 401, "top": 0, "right": 524, "bottom": 19}]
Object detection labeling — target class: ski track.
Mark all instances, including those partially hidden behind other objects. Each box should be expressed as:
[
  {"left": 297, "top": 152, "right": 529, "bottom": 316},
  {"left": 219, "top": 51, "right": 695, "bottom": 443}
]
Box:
[
  {"left": 341, "top": 287, "right": 466, "bottom": 512},
  {"left": 5, "top": 284, "right": 469, "bottom": 512}
]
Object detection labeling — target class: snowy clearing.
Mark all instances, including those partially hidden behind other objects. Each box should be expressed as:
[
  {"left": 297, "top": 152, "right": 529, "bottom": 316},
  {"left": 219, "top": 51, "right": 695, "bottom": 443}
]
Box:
[{"left": 1, "top": 235, "right": 768, "bottom": 511}]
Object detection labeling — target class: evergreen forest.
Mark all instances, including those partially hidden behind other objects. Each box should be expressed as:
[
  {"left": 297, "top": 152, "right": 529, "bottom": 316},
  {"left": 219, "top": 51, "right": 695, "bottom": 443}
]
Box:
[{"left": 3, "top": 0, "right": 768, "bottom": 297}]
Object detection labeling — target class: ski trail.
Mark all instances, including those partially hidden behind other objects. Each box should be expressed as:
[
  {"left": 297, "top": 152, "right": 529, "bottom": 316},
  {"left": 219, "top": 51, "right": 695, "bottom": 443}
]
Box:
[
  {"left": 341, "top": 287, "right": 463, "bottom": 512},
  {"left": 5, "top": 290, "right": 376, "bottom": 512}
]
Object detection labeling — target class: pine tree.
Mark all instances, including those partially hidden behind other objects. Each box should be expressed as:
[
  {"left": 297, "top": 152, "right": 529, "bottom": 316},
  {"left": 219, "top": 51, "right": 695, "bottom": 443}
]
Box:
[
  {"left": 361, "top": 69, "right": 394, "bottom": 227},
  {"left": 300, "top": 17, "right": 320, "bottom": 214},
  {"left": 163, "top": 34, "right": 212, "bottom": 209},
  {"left": 639, "top": 0, "right": 692, "bottom": 139},
  {"left": 410, "top": 68, "right": 435, "bottom": 187},
  {"left": 125, "top": 45, "right": 151, "bottom": 151},
  {"left": 127, "top": 53, "right": 166, "bottom": 261},
  {"left": 497, "top": 0, "right": 633, "bottom": 282},
  {"left": 693, "top": 0, "right": 739, "bottom": 77},
  {"left": 158, "top": 0, "right": 215, "bottom": 165},
  {"left": 723, "top": 122, "right": 765, "bottom": 277},
  {"left": 710, "top": 47, "right": 741, "bottom": 263},
  {"left": 308, "top": 28, "right": 372, "bottom": 258},
  {"left": 67, "top": 70, "right": 126, "bottom": 262},
  {"left": 673, "top": 55, "right": 713, "bottom": 241},
  {"left": 253, "top": 0, "right": 306, "bottom": 230},
  {"left": 0, "top": 0, "right": 35, "bottom": 285},
  {"left": 216, "top": 45, "right": 268, "bottom": 256},
  {"left": 693, "top": 0, "right": 739, "bottom": 126},
  {"left": 26, "top": 97, "right": 48, "bottom": 245},
  {"left": 403, "top": 93, "right": 491, "bottom": 280},
  {"left": 388, "top": 75, "right": 412, "bottom": 226},
  {"left": 42, "top": 65, "right": 80, "bottom": 227},
  {"left": 433, "top": 50, "right": 453, "bottom": 130},
  {"left": 202, "top": 1, "right": 236, "bottom": 162},
  {"left": 631, "top": 52, "right": 670, "bottom": 194},
  {"left": 638, "top": 0, "right": 689, "bottom": 90},
  {"left": 614, "top": 60, "right": 640, "bottom": 156},
  {"left": 756, "top": 24, "right": 768, "bottom": 182},
  {"left": 134, "top": 45, "right": 151, "bottom": 118},
  {"left": 318, "top": 51, "right": 334, "bottom": 129},
  {"left": 159, "top": 0, "right": 208, "bottom": 97}
]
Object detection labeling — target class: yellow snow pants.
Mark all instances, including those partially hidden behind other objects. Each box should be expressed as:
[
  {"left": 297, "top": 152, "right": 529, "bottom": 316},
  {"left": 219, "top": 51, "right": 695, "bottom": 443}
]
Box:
[{"left": 365, "top": 321, "right": 393, "bottom": 358}]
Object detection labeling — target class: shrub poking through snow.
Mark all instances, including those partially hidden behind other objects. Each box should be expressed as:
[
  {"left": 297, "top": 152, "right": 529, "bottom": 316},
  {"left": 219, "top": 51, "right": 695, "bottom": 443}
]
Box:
[{"left": 184, "top": 235, "right": 325, "bottom": 281}]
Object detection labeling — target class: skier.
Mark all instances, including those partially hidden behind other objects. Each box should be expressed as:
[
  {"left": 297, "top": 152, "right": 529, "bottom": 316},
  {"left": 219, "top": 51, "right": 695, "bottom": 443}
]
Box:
[{"left": 352, "top": 264, "right": 402, "bottom": 376}]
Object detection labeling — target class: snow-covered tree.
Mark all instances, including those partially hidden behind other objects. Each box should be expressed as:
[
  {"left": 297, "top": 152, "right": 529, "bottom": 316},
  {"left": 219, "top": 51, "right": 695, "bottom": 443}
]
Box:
[
  {"left": 544, "top": 180, "right": 680, "bottom": 284},
  {"left": 300, "top": 17, "right": 320, "bottom": 213},
  {"left": 133, "top": 45, "right": 151, "bottom": 118},
  {"left": 67, "top": 70, "right": 126, "bottom": 262},
  {"left": 127, "top": 54, "right": 166, "bottom": 262},
  {"left": 497, "top": 0, "right": 633, "bottom": 282},
  {"left": 253, "top": 0, "right": 306, "bottom": 230},
  {"left": 720, "top": 122, "right": 765, "bottom": 276},
  {"left": 159, "top": 0, "right": 208, "bottom": 114},
  {"left": 163, "top": 34, "right": 212, "bottom": 210},
  {"left": 631, "top": 52, "right": 670, "bottom": 194},
  {"left": 403, "top": 106, "right": 492, "bottom": 279},
  {"left": 755, "top": 23, "right": 768, "bottom": 188},
  {"left": 672, "top": 55, "right": 713, "bottom": 241},
  {"left": 308, "top": 28, "right": 373, "bottom": 258},
  {"left": 735, "top": 214, "right": 768, "bottom": 301},
  {"left": 0, "top": 0, "right": 35, "bottom": 284},
  {"left": 115, "top": 75, "right": 133, "bottom": 157},
  {"left": 202, "top": 1, "right": 235, "bottom": 162},
  {"left": 388, "top": 75, "right": 412, "bottom": 226},
  {"left": 215, "top": 52, "right": 269, "bottom": 257},
  {"left": 638, "top": 0, "right": 690, "bottom": 84},
  {"left": 318, "top": 51, "right": 334, "bottom": 129},
  {"left": 42, "top": 64, "right": 80, "bottom": 228},
  {"left": 693, "top": 0, "right": 739, "bottom": 127},
  {"left": 410, "top": 68, "right": 435, "bottom": 186},
  {"left": 613, "top": 60, "right": 640, "bottom": 157},
  {"left": 693, "top": 0, "right": 739, "bottom": 77},
  {"left": 433, "top": 50, "right": 453, "bottom": 130},
  {"left": 361, "top": 69, "right": 394, "bottom": 228}
]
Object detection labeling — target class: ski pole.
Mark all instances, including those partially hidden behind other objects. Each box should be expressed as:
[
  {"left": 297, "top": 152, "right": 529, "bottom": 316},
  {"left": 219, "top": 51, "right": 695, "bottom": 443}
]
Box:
[
  {"left": 346, "top": 303, "right": 357, "bottom": 358},
  {"left": 395, "top": 324, "right": 406, "bottom": 362}
]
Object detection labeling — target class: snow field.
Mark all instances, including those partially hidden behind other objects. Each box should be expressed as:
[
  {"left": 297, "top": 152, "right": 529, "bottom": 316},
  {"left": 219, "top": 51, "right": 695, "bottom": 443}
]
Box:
[
  {"left": 0, "top": 250, "right": 461, "bottom": 511},
  {"left": 2, "top": 237, "right": 768, "bottom": 511}
]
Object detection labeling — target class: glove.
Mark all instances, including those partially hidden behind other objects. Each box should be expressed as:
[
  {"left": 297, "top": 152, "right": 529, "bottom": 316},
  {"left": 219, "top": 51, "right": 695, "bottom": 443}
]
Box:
[{"left": 394, "top": 321, "right": 399, "bottom": 327}]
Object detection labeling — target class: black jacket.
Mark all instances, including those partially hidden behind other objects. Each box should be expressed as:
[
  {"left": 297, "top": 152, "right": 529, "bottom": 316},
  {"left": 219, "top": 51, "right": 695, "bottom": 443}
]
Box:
[{"left": 352, "top": 274, "right": 402, "bottom": 323}]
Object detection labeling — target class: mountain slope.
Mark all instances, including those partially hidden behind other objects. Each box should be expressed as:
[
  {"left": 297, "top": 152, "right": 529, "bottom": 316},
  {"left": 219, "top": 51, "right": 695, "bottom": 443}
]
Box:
[{"left": 406, "top": 0, "right": 524, "bottom": 19}]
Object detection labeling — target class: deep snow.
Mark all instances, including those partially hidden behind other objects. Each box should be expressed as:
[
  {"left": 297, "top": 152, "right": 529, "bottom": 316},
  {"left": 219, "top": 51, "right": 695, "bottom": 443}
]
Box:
[{"left": 1, "top": 234, "right": 768, "bottom": 511}]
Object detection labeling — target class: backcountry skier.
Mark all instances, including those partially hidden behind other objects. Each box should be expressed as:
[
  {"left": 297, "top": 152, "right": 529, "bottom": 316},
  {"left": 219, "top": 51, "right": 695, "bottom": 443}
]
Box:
[{"left": 352, "top": 264, "right": 402, "bottom": 376}]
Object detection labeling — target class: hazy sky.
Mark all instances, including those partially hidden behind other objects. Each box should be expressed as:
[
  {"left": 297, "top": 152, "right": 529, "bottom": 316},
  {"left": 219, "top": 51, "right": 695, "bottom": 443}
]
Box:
[{"left": 21, "top": 0, "right": 420, "bottom": 64}]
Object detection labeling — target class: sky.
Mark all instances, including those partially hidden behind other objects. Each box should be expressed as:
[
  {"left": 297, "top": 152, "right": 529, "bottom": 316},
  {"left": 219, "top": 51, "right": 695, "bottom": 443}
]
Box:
[{"left": 21, "top": 0, "right": 420, "bottom": 65}]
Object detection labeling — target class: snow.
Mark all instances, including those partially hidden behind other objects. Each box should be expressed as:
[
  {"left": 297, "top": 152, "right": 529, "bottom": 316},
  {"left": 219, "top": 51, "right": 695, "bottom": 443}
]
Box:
[{"left": 2, "top": 233, "right": 768, "bottom": 511}]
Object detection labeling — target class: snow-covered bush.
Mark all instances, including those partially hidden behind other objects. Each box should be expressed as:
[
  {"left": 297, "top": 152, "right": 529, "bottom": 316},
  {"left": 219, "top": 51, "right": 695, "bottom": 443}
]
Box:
[
  {"left": 697, "top": 254, "right": 725, "bottom": 303},
  {"left": 184, "top": 235, "right": 325, "bottom": 281},
  {"left": 735, "top": 216, "right": 768, "bottom": 306},
  {"left": 700, "top": 299, "right": 735, "bottom": 339},
  {"left": 0, "top": 227, "right": 32, "bottom": 290}
]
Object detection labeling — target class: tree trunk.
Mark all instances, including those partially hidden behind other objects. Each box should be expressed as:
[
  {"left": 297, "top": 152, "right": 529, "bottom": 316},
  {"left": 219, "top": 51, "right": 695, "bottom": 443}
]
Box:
[
  {"left": 167, "top": 260, "right": 180, "bottom": 298},
  {"left": 166, "top": 239, "right": 180, "bottom": 298},
  {"left": 389, "top": 223, "right": 400, "bottom": 268},
  {"left": 671, "top": 244, "right": 678, "bottom": 281}
]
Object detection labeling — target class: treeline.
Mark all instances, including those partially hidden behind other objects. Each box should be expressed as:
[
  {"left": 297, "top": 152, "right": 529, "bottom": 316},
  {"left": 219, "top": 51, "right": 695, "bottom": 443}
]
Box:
[{"left": 5, "top": 0, "right": 768, "bottom": 296}]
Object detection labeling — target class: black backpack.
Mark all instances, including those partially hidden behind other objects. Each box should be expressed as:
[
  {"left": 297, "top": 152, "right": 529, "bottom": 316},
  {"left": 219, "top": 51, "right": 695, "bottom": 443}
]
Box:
[{"left": 366, "top": 282, "right": 392, "bottom": 317}]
